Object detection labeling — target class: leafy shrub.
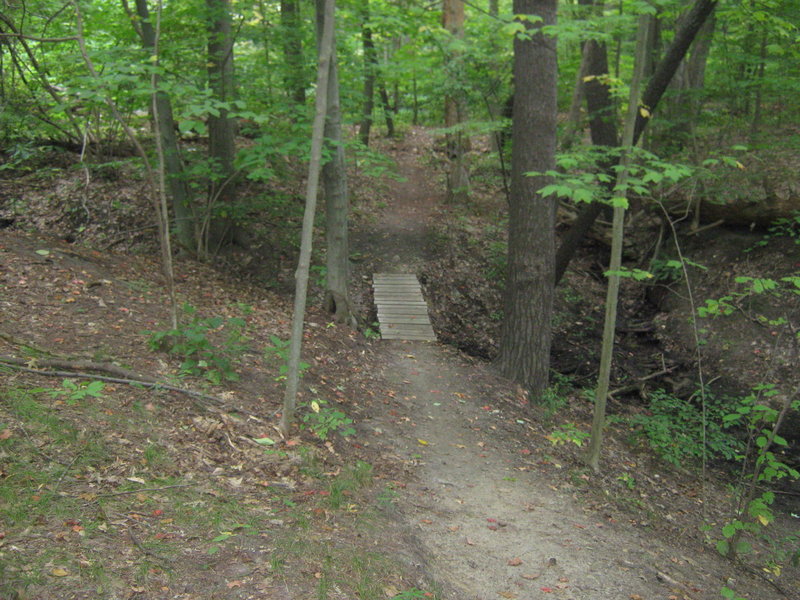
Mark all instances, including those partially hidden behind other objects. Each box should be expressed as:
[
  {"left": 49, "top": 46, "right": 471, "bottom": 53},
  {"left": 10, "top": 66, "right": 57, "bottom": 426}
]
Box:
[
  {"left": 629, "top": 389, "right": 742, "bottom": 466},
  {"left": 146, "top": 303, "right": 248, "bottom": 384},
  {"left": 301, "top": 399, "right": 355, "bottom": 441}
]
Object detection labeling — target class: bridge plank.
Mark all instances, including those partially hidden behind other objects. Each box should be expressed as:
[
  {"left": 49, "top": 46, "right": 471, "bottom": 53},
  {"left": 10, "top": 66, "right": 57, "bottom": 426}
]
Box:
[{"left": 373, "top": 272, "right": 436, "bottom": 341}]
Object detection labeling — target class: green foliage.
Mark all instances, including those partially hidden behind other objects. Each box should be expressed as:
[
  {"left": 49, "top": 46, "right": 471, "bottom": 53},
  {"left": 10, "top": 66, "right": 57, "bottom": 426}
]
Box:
[
  {"left": 629, "top": 389, "right": 743, "bottom": 466},
  {"left": 301, "top": 399, "right": 356, "bottom": 442},
  {"left": 546, "top": 423, "right": 589, "bottom": 447},
  {"left": 720, "top": 586, "right": 746, "bottom": 600},
  {"left": 146, "top": 303, "right": 248, "bottom": 384},
  {"left": 604, "top": 267, "right": 653, "bottom": 281},
  {"left": 265, "top": 335, "right": 310, "bottom": 381},
  {"left": 537, "top": 373, "right": 575, "bottom": 420},
  {"left": 46, "top": 379, "right": 105, "bottom": 405},
  {"left": 363, "top": 322, "right": 381, "bottom": 340},
  {"left": 650, "top": 257, "right": 708, "bottom": 282},
  {"left": 748, "top": 211, "right": 800, "bottom": 251},
  {"left": 534, "top": 146, "right": 692, "bottom": 206}
]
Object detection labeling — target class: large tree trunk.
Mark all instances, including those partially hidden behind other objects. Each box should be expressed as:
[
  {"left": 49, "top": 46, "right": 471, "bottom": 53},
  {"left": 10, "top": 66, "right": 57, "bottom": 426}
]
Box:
[
  {"left": 497, "top": 0, "right": 558, "bottom": 401},
  {"left": 554, "top": 0, "right": 718, "bottom": 284},
  {"left": 358, "top": 1, "right": 376, "bottom": 147},
  {"left": 281, "top": 0, "right": 306, "bottom": 107},
  {"left": 443, "top": 0, "right": 469, "bottom": 203},
  {"left": 132, "top": 0, "right": 194, "bottom": 252},
  {"left": 315, "top": 0, "right": 352, "bottom": 326},
  {"left": 206, "top": 0, "right": 237, "bottom": 252}
]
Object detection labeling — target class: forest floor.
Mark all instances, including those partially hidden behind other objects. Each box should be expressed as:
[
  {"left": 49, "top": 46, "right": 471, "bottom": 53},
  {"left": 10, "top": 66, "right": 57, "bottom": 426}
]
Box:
[{"left": 0, "top": 127, "right": 798, "bottom": 600}]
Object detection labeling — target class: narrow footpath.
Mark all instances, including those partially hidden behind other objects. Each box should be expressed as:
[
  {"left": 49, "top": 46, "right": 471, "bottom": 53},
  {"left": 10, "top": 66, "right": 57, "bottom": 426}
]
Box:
[{"left": 352, "top": 129, "right": 781, "bottom": 600}]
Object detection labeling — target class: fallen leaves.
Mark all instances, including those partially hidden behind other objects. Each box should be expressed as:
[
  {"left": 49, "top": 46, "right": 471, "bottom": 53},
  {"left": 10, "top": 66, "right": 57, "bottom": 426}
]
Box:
[{"left": 507, "top": 557, "right": 523, "bottom": 566}]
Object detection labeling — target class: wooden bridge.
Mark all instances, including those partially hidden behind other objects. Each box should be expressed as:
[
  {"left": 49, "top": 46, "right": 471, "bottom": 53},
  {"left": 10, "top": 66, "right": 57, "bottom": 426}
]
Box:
[{"left": 372, "top": 273, "right": 436, "bottom": 341}]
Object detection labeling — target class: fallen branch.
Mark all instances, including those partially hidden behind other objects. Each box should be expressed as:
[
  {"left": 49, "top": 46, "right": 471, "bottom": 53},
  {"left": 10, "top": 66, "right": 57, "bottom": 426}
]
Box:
[
  {"left": 0, "top": 356, "right": 264, "bottom": 419},
  {"left": 96, "top": 483, "right": 195, "bottom": 498},
  {"left": 608, "top": 368, "right": 675, "bottom": 399}
]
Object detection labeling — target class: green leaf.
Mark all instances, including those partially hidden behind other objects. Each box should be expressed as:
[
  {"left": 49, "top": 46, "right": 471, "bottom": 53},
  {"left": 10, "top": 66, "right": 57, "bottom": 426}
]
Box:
[
  {"left": 254, "top": 437, "right": 275, "bottom": 445},
  {"left": 716, "top": 539, "right": 730, "bottom": 556}
]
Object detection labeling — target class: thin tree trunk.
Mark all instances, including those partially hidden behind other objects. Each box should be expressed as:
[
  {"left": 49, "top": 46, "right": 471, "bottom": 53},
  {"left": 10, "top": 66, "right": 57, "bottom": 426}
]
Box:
[
  {"left": 205, "top": 0, "right": 237, "bottom": 253},
  {"left": 585, "top": 14, "right": 650, "bottom": 473},
  {"left": 315, "top": 0, "right": 352, "bottom": 326},
  {"left": 281, "top": 0, "right": 305, "bottom": 107},
  {"left": 497, "top": 0, "right": 558, "bottom": 401},
  {"left": 280, "top": 0, "right": 335, "bottom": 437},
  {"left": 359, "top": 1, "right": 376, "bottom": 147},
  {"left": 443, "top": 0, "right": 469, "bottom": 203},
  {"left": 750, "top": 27, "right": 767, "bottom": 137},
  {"left": 377, "top": 77, "right": 395, "bottom": 137},
  {"left": 131, "top": 0, "right": 194, "bottom": 252},
  {"left": 554, "top": 0, "right": 718, "bottom": 284},
  {"left": 560, "top": 42, "right": 592, "bottom": 151}
]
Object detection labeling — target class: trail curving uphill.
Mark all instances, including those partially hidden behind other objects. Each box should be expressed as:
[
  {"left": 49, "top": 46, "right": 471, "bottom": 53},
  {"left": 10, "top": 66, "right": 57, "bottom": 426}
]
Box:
[{"left": 353, "top": 129, "right": 785, "bottom": 600}]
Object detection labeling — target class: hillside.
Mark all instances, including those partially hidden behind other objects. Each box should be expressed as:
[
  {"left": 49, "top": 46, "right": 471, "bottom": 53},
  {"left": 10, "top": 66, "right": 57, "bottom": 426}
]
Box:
[{"left": 1, "top": 129, "right": 798, "bottom": 600}]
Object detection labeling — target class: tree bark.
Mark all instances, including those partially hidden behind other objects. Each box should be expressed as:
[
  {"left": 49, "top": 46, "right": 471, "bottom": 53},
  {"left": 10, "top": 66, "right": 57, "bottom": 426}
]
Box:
[
  {"left": 560, "top": 42, "right": 591, "bottom": 151},
  {"left": 205, "top": 0, "right": 237, "bottom": 252},
  {"left": 316, "top": 0, "right": 352, "bottom": 326},
  {"left": 131, "top": 0, "right": 194, "bottom": 252},
  {"left": 554, "top": 0, "right": 718, "bottom": 284},
  {"left": 443, "top": 0, "right": 469, "bottom": 203},
  {"left": 497, "top": 0, "right": 558, "bottom": 401},
  {"left": 358, "top": 1, "right": 376, "bottom": 147},
  {"left": 280, "top": 0, "right": 335, "bottom": 437},
  {"left": 377, "top": 77, "right": 395, "bottom": 137}
]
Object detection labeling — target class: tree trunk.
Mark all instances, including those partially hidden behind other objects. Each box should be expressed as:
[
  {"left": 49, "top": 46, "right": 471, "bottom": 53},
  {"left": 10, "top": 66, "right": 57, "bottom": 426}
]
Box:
[
  {"left": 281, "top": 0, "right": 306, "bottom": 107},
  {"left": 131, "top": 0, "right": 194, "bottom": 252},
  {"left": 280, "top": 0, "right": 335, "bottom": 437},
  {"left": 750, "top": 27, "right": 767, "bottom": 137},
  {"left": 316, "top": 0, "right": 352, "bottom": 326},
  {"left": 377, "top": 77, "right": 395, "bottom": 137},
  {"left": 585, "top": 14, "right": 650, "bottom": 473},
  {"left": 554, "top": 0, "right": 718, "bottom": 284},
  {"left": 443, "top": 0, "right": 469, "bottom": 203},
  {"left": 205, "top": 0, "right": 237, "bottom": 253},
  {"left": 560, "top": 42, "right": 591, "bottom": 151},
  {"left": 358, "top": 1, "right": 376, "bottom": 147},
  {"left": 497, "top": 0, "right": 558, "bottom": 402}
]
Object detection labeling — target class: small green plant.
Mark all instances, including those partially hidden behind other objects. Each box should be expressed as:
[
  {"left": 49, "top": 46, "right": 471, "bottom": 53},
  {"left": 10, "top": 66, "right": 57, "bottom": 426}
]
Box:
[
  {"left": 720, "top": 585, "right": 746, "bottom": 600},
  {"left": 747, "top": 210, "right": 800, "bottom": 251},
  {"left": 363, "top": 322, "right": 381, "bottom": 340},
  {"left": 46, "top": 379, "right": 105, "bottom": 404},
  {"left": 207, "top": 523, "right": 257, "bottom": 555},
  {"left": 264, "top": 335, "right": 310, "bottom": 381},
  {"left": 537, "top": 373, "right": 575, "bottom": 420},
  {"left": 146, "top": 303, "right": 249, "bottom": 384},
  {"left": 301, "top": 399, "right": 355, "bottom": 441},
  {"left": 714, "top": 385, "right": 800, "bottom": 562},
  {"left": 628, "top": 389, "right": 742, "bottom": 466},
  {"left": 617, "top": 473, "right": 636, "bottom": 490},
  {"left": 546, "top": 423, "right": 589, "bottom": 447}
]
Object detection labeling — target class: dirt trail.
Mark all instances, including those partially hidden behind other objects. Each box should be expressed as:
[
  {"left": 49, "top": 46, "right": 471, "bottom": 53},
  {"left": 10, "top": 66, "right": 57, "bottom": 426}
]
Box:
[{"left": 355, "top": 130, "right": 780, "bottom": 600}]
